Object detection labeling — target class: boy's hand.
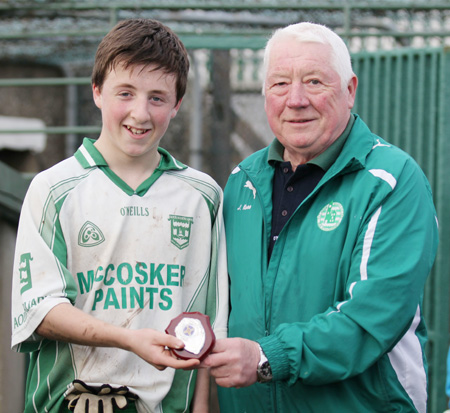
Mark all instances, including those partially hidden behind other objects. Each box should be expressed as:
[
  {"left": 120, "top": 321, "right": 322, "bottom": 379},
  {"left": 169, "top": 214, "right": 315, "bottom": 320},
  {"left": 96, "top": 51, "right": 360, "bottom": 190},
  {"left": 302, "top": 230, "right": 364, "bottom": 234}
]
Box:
[
  {"left": 125, "top": 329, "right": 201, "bottom": 370},
  {"left": 36, "top": 304, "right": 201, "bottom": 371}
]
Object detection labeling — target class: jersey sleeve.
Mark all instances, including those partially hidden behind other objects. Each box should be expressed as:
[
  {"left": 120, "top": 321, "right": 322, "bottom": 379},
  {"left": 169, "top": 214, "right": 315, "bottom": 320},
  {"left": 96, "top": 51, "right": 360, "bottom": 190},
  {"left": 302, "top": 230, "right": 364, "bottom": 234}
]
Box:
[
  {"left": 11, "top": 174, "right": 78, "bottom": 352},
  {"left": 258, "top": 157, "right": 438, "bottom": 385}
]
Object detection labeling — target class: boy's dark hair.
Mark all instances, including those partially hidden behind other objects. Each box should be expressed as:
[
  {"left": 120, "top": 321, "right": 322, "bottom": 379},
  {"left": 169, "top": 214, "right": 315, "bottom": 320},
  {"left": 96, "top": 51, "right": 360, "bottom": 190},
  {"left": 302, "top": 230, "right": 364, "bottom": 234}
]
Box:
[{"left": 92, "top": 18, "right": 190, "bottom": 102}]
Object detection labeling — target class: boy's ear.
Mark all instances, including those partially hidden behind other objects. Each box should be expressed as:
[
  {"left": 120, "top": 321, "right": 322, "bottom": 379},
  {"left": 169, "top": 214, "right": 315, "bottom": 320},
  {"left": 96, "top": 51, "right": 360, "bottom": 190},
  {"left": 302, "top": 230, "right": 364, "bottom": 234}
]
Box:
[
  {"left": 92, "top": 84, "right": 102, "bottom": 109},
  {"left": 171, "top": 99, "right": 183, "bottom": 119}
]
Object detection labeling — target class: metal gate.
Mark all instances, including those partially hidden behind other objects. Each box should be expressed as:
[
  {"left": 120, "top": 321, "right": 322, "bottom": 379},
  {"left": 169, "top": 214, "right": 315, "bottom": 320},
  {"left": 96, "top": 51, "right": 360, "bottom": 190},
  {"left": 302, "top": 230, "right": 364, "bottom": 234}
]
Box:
[{"left": 352, "top": 47, "right": 450, "bottom": 413}]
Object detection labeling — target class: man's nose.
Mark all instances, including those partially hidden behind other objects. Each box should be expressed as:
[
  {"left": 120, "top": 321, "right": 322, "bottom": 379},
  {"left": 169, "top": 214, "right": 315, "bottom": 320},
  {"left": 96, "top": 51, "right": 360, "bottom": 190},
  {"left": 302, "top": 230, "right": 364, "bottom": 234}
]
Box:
[{"left": 286, "top": 82, "right": 309, "bottom": 108}]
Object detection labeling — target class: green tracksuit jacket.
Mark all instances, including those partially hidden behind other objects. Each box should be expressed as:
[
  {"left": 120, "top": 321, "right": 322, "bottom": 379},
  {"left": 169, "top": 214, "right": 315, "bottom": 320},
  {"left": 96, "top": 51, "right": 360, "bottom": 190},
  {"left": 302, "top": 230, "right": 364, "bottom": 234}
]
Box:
[{"left": 219, "top": 115, "right": 438, "bottom": 413}]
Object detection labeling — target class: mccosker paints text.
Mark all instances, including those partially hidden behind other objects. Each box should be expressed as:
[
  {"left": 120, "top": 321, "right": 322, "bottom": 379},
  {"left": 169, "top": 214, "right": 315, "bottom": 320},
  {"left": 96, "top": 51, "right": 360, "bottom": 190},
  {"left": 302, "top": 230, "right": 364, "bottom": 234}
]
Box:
[{"left": 77, "top": 261, "right": 186, "bottom": 311}]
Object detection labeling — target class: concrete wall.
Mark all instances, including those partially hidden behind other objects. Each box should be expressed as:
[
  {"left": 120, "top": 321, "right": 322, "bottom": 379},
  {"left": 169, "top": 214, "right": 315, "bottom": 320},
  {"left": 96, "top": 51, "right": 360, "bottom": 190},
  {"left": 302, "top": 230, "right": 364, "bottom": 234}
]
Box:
[
  {"left": 0, "top": 62, "right": 67, "bottom": 173},
  {"left": 0, "top": 220, "right": 25, "bottom": 413}
]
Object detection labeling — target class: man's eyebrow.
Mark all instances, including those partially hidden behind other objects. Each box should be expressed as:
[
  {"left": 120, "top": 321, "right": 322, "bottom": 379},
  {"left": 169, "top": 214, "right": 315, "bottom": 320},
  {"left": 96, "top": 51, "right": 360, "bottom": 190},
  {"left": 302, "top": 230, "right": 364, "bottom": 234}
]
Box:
[{"left": 267, "top": 71, "right": 290, "bottom": 81}]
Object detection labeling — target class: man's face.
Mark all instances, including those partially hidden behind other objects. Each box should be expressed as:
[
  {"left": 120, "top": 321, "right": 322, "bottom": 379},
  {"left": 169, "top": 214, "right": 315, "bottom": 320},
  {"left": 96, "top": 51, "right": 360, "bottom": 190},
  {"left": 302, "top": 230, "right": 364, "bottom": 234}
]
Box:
[
  {"left": 264, "top": 39, "right": 357, "bottom": 166},
  {"left": 93, "top": 63, "right": 181, "bottom": 165}
]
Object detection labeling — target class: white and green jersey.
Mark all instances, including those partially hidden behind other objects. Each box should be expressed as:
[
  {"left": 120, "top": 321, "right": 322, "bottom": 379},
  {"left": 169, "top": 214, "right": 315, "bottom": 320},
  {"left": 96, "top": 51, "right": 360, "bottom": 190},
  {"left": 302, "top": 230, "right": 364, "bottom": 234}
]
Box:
[{"left": 11, "top": 138, "right": 228, "bottom": 413}]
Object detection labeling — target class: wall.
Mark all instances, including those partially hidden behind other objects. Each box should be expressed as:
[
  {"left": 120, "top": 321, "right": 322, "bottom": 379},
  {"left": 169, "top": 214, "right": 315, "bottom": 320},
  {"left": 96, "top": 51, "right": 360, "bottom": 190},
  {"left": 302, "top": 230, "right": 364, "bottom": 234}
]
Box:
[
  {"left": 0, "top": 62, "right": 66, "bottom": 172},
  {"left": 0, "top": 219, "right": 25, "bottom": 413}
]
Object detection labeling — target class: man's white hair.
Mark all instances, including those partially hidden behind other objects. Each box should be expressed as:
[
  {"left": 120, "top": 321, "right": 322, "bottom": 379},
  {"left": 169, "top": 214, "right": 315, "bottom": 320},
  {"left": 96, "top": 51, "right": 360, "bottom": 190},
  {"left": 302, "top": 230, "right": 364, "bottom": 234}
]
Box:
[{"left": 262, "top": 22, "right": 355, "bottom": 94}]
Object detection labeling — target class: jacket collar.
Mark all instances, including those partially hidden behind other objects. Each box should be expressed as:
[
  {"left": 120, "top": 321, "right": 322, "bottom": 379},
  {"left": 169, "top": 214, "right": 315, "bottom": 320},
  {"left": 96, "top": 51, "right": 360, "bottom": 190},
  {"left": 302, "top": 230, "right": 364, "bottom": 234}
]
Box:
[{"left": 326, "top": 114, "right": 374, "bottom": 177}]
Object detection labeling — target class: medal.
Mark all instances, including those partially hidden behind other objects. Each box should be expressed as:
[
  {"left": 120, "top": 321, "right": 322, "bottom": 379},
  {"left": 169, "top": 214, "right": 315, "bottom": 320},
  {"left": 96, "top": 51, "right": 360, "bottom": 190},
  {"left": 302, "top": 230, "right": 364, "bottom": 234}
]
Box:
[{"left": 165, "top": 312, "right": 216, "bottom": 361}]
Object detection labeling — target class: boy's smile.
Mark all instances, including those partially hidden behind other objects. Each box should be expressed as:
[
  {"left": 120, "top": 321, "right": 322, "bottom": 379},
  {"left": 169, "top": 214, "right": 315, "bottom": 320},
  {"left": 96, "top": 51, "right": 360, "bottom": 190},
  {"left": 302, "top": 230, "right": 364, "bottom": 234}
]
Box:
[
  {"left": 92, "top": 62, "right": 181, "bottom": 172},
  {"left": 125, "top": 125, "right": 150, "bottom": 135}
]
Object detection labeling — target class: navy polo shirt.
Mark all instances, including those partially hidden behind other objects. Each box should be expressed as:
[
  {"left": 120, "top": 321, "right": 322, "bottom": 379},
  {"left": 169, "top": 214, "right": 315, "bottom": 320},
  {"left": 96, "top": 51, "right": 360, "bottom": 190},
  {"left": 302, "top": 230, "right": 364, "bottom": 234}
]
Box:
[{"left": 268, "top": 115, "right": 355, "bottom": 259}]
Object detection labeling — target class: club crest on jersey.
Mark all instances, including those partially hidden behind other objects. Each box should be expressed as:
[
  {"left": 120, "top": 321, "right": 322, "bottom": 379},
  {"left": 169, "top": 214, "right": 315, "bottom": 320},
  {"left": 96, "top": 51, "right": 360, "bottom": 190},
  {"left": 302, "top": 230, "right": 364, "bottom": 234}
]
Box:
[
  {"left": 317, "top": 201, "right": 344, "bottom": 231},
  {"left": 19, "top": 252, "right": 33, "bottom": 294},
  {"left": 169, "top": 215, "right": 194, "bottom": 250},
  {"left": 78, "top": 221, "right": 105, "bottom": 247}
]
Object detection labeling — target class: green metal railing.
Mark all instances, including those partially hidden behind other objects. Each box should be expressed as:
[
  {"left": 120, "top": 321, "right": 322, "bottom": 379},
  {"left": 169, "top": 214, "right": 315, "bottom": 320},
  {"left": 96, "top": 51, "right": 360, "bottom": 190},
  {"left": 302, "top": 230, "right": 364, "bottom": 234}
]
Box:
[
  {"left": 352, "top": 47, "right": 450, "bottom": 413},
  {"left": 1, "top": 2, "right": 450, "bottom": 48}
]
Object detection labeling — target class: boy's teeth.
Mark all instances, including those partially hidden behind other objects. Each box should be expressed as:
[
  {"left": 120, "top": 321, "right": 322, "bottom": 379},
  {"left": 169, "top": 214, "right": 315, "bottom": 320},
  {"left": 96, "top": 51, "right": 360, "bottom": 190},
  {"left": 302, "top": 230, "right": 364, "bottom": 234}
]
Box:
[{"left": 127, "top": 126, "right": 147, "bottom": 134}]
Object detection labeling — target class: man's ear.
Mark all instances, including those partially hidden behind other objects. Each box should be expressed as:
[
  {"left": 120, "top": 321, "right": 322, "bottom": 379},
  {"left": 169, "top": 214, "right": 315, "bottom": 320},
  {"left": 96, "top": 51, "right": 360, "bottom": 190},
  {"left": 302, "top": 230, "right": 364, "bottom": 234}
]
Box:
[
  {"left": 347, "top": 75, "right": 358, "bottom": 109},
  {"left": 92, "top": 84, "right": 102, "bottom": 109}
]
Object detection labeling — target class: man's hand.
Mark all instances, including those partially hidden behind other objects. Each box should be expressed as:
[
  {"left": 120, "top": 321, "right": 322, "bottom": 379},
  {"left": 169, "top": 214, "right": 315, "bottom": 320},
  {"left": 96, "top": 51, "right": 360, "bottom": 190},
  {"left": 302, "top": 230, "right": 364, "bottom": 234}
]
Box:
[{"left": 201, "top": 338, "right": 260, "bottom": 388}]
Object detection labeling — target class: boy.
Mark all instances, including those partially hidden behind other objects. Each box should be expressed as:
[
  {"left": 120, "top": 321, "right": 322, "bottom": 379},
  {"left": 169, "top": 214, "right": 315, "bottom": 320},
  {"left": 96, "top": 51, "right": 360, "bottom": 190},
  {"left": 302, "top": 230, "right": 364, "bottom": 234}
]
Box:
[{"left": 11, "top": 18, "right": 228, "bottom": 412}]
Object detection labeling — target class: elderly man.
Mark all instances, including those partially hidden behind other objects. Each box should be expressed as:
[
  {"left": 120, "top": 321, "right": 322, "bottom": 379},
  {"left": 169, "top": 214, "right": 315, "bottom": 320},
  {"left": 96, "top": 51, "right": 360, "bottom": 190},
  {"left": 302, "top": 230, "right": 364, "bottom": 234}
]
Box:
[{"left": 202, "top": 22, "right": 438, "bottom": 412}]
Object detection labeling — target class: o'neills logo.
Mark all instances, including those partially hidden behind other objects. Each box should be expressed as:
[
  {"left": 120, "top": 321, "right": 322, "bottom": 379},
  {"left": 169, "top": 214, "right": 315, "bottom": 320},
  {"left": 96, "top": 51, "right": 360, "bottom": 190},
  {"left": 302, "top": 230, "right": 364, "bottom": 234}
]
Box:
[
  {"left": 78, "top": 221, "right": 105, "bottom": 247},
  {"left": 169, "top": 215, "right": 194, "bottom": 250}
]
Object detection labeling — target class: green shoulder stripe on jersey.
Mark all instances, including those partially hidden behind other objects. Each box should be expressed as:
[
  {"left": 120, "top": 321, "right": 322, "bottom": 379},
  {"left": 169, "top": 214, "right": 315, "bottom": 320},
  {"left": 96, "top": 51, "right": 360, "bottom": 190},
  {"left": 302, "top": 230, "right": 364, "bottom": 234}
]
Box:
[
  {"left": 39, "top": 169, "right": 95, "bottom": 250},
  {"left": 39, "top": 169, "right": 95, "bottom": 301},
  {"left": 165, "top": 171, "right": 221, "bottom": 222}
]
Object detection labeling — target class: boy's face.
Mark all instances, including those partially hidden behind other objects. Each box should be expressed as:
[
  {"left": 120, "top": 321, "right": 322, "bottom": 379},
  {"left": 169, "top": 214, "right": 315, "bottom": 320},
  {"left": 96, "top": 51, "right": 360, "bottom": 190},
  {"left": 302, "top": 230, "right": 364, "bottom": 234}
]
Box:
[{"left": 93, "top": 62, "right": 181, "bottom": 165}]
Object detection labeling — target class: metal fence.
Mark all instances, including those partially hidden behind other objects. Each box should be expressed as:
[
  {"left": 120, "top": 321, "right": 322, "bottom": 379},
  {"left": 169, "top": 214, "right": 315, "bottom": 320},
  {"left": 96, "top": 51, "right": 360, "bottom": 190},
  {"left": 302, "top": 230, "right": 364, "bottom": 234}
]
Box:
[{"left": 352, "top": 46, "right": 450, "bottom": 413}]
